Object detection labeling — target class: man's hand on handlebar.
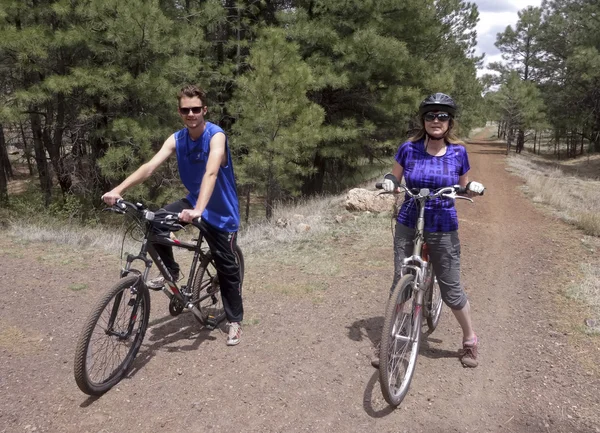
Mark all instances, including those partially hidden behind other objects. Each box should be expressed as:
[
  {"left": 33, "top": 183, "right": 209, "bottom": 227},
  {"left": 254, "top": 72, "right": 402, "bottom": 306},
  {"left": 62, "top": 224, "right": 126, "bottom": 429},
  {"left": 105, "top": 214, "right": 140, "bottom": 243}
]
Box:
[
  {"left": 179, "top": 208, "right": 202, "bottom": 223},
  {"left": 101, "top": 190, "right": 123, "bottom": 206}
]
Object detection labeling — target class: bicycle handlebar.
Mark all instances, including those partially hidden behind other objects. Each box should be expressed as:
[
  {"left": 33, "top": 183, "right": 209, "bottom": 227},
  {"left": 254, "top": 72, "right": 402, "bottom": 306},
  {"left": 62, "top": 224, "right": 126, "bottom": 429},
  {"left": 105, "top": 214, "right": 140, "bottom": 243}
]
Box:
[
  {"left": 108, "top": 199, "right": 201, "bottom": 229},
  {"left": 374, "top": 183, "right": 474, "bottom": 202}
]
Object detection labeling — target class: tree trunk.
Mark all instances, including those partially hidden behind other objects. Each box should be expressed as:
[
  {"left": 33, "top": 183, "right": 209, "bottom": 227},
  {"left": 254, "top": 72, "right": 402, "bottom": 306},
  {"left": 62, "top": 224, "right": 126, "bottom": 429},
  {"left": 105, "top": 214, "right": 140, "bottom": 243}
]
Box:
[
  {"left": 302, "top": 152, "right": 326, "bottom": 195},
  {"left": 43, "top": 95, "right": 72, "bottom": 194},
  {"left": 0, "top": 124, "right": 9, "bottom": 205},
  {"left": 265, "top": 178, "right": 274, "bottom": 221},
  {"left": 245, "top": 184, "right": 251, "bottom": 225},
  {"left": 516, "top": 129, "right": 525, "bottom": 154},
  {"left": 89, "top": 107, "right": 111, "bottom": 194},
  {"left": 19, "top": 122, "right": 34, "bottom": 175},
  {"left": 506, "top": 126, "right": 515, "bottom": 155},
  {"left": 0, "top": 124, "right": 13, "bottom": 181},
  {"left": 30, "top": 110, "right": 53, "bottom": 206}
]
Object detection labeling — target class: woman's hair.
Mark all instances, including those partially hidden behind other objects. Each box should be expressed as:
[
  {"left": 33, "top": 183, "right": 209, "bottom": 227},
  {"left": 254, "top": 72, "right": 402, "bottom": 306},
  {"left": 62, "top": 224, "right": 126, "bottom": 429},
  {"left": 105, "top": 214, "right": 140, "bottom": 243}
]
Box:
[
  {"left": 408, "top": 118, "right": 465, "bottom": 145},
  {"left": 177, "top": 85, "right": 206, "bottom": 106}
]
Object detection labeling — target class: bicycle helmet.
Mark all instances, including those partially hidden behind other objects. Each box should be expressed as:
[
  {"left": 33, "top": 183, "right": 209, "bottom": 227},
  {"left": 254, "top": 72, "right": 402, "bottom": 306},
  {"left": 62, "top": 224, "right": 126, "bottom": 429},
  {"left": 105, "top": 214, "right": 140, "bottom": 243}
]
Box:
[{"left": 419, "top": 93, "right": 457, "bottom": 117}]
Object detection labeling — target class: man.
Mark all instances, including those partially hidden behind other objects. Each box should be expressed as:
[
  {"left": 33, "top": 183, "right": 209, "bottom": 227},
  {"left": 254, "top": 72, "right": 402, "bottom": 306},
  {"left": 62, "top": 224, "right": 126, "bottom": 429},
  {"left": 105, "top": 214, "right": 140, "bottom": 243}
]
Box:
[{"left": 102, "top": 85, "right": 243, "bottom": 346}]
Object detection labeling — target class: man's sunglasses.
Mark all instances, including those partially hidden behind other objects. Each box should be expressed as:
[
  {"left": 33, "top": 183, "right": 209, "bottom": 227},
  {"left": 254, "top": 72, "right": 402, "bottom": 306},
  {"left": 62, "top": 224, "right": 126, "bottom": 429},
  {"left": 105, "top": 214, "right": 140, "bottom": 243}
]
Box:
[
  {"left": 423, "top": 112, "right": 451, "bottom": 122},
  {"left": 179, "top": 106, "right": 205, "bottom": 115}
]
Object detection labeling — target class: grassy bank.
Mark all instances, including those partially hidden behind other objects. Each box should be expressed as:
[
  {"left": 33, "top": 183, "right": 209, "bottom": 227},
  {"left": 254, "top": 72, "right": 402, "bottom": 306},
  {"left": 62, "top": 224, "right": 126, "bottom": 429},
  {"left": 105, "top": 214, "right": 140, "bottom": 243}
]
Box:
[{"left": 506, "top": 152, "right": 600, "bottom": 331}]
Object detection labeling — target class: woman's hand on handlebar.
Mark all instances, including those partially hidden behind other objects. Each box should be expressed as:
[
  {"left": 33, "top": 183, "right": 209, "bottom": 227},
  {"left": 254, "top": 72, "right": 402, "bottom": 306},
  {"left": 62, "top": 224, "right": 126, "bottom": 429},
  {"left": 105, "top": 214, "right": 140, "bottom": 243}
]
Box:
[
  {"left": 381, "top": 178, "right": 399, "bottom": 192},
  {"left": 179, "top": 208, "right": 202, "bottom": 223},
  {"left": 466, "top": 181, "right": 485, "bottom": 196}
]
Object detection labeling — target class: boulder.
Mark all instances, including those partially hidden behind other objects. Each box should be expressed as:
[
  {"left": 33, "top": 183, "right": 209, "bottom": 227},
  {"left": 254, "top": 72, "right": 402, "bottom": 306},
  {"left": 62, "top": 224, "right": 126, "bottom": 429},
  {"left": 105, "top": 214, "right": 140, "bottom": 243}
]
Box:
[{"left": 345, "top": 188, "right": 396, "bottom": 213}]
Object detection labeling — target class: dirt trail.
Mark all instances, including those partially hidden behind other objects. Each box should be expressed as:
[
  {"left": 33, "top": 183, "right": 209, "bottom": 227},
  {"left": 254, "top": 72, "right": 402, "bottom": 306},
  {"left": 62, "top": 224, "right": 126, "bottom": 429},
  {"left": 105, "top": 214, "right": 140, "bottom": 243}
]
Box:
[{"left": 1, "top": 140, "right": 599, "bottom": 433}]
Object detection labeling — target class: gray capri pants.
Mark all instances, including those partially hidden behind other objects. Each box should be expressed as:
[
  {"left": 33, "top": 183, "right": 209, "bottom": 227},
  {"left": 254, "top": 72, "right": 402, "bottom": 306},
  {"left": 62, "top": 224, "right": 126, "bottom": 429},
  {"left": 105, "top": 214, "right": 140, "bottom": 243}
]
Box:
[{"left": 391, "top": 222, "right": 468, "bottom": 310}]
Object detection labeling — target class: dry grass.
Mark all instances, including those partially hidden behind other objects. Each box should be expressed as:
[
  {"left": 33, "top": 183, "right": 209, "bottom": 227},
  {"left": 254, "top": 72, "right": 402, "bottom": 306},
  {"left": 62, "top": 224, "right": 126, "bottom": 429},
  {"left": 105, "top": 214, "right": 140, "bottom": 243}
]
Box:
[
  {"left": 2, "top": 188, "right": 390, "bottom": 268},
  {"left": 507, "top": 153, "right": 600, "bottom": 328},
  {"left": 506, "top": 155, "right": 600, "bottom": 236},
  {"left": 239, "top": 195, "right": 347, "bottom": 254},
  {"left": 8, "top": 222, "right": 141, "bottom": 254},
  {"left": 566, "top": 262, "right": 600, "bottom": 333}
]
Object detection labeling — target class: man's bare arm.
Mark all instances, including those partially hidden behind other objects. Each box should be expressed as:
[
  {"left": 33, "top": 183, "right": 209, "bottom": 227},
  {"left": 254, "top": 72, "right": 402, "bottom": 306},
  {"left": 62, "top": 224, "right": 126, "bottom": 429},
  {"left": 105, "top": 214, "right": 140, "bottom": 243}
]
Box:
[{"left": 102, "top": 134, "right": 176, "bottom": 205}]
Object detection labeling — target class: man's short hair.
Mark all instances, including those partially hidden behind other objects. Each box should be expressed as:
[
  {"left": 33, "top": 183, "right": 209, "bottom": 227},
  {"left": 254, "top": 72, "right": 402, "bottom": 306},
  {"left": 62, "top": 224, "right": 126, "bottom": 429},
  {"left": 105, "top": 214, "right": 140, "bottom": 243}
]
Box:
[{"left": 178, "top": 85, "right": 206, "bottom": 105}]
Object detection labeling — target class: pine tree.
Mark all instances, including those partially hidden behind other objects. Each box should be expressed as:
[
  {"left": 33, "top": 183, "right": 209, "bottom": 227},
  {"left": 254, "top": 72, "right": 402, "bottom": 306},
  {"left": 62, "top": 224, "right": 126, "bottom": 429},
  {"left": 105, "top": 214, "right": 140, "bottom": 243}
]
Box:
[{"left": 229, "top": 27, "right": 325, "bottom": 219}]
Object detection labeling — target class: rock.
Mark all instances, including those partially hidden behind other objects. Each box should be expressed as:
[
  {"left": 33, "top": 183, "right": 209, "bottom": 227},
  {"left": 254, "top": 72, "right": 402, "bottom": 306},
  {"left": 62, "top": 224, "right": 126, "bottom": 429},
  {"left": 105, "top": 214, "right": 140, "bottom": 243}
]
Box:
[
  {"left": 295, "top": 223, "right": 311, "bottom": 233},
  {"left": 276, "top": 218, "right": 289, "bottom": 228},
  {"left": 584, "top": 318, "right": 598, "bottom": 328},
  {"left": 335, "top": 214, "right": 353, "bottom": 224},
  {"left": 345, "top": 188, "right": 396, "bottom": 213}
]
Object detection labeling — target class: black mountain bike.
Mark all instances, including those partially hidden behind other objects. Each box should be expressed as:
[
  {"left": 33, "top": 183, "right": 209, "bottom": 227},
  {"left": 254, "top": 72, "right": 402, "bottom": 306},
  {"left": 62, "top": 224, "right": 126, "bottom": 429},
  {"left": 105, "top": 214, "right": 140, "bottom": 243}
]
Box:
[
  {"left": 73, "top": 199, "right": 244, "bottom": 396},
  {"left": 375, "top": 183, "right": 476, "bottom": 406}
]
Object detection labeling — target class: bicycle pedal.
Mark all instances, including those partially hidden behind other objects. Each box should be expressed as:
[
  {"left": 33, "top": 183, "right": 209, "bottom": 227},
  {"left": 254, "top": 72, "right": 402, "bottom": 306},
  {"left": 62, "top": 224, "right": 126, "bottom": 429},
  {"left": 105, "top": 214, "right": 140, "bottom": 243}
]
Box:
[{"left": 205, "top": 316, "right": 217, "bottom": 330}]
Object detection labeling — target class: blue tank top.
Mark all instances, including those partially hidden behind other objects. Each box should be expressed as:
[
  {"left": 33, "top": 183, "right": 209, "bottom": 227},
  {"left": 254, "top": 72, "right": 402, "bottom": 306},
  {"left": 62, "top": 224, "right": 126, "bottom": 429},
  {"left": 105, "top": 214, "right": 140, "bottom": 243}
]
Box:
[
  {"left": 175, "top": 123, "right": 240, "bottom": 232},
  {"left": 395, "top": 139, "right": 470, "bottom": 232}
]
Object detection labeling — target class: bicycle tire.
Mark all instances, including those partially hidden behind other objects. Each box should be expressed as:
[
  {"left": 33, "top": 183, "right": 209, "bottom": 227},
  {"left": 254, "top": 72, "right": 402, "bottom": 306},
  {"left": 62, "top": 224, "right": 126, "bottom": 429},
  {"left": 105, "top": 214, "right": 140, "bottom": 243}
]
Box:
[
  {"left": 426, "top": 272, "right": 443, "bottom": 332},
  {"left": 73, "top": 275, "right": 150, "bottom": 396},
  {"left": 379, "top": 274, "right": 422, "bottom": 407},
  {"left": 191, "top": 245, "right": 244, "bottom": 326}
]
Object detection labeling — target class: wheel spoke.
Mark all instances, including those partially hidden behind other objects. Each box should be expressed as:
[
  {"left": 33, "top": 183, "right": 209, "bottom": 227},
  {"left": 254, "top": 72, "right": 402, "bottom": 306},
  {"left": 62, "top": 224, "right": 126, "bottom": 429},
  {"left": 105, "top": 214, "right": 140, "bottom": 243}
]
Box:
[{"left": 74, "top": 276, "right": 149, "bottom": 395}]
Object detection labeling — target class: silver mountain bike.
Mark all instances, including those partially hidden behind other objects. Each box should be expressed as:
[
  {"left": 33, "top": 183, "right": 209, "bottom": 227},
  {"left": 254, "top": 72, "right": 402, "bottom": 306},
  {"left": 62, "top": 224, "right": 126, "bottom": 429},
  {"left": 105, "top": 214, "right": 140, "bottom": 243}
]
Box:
[{"left": 374, "top": 183, "right": 476, "bottom": 406}]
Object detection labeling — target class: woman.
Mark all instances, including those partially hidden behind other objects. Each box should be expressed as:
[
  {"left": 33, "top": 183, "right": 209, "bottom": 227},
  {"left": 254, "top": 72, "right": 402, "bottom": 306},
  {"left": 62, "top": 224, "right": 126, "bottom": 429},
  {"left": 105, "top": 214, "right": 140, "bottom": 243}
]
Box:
[{"left": 374, "top": 92, "right": 485, "bottom": 368}]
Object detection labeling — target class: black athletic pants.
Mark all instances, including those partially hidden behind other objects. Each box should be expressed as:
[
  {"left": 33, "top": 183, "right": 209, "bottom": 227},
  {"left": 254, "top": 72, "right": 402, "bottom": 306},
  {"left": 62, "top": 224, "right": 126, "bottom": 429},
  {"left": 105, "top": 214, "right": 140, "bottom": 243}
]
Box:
[{"left": 153, "top": 199, "right": 243, "bottom": 323}]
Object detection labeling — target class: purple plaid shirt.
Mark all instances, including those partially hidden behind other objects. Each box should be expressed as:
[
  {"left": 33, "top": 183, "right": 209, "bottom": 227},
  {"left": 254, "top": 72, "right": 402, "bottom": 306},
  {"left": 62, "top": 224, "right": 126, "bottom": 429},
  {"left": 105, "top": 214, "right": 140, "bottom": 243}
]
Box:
[{"left": 395, "top": 139, "right": 470, "bottom": 232}]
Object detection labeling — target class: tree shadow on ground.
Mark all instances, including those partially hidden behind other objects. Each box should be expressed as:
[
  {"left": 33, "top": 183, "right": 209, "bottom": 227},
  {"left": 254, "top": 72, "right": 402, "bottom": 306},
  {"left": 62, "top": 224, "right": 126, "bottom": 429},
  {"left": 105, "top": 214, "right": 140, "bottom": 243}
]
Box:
[
  {"left": 524, "top": 156, "right": 600, "bottom": 180},
  {"left": 466, "top": 140, "right": 507, "bottom": 155}
]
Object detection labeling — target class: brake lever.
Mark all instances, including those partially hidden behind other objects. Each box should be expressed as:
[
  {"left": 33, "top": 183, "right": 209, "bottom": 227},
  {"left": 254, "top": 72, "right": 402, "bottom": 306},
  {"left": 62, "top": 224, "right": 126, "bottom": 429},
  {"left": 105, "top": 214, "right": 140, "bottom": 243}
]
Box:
[
  {"left": 103, "top": 206, "right": 126, "bottom": 214},
  {"left": 442, "top": 192, "right": 474, "bottom": 203}
]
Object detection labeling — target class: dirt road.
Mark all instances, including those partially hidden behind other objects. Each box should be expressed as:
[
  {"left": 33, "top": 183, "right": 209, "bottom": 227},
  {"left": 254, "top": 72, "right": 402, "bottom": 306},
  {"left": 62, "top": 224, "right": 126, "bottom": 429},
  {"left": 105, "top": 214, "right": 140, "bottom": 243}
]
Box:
[{"left": 1, "top": 139, "right": 599, "bottom": 433}]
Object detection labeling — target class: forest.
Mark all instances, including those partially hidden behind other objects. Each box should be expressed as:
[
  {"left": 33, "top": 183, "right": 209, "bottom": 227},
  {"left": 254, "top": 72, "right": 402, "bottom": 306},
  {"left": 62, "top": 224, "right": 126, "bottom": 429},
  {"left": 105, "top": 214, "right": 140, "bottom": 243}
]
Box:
[{"left": 0, "top": 0, "right": 598, "bottom": 220}]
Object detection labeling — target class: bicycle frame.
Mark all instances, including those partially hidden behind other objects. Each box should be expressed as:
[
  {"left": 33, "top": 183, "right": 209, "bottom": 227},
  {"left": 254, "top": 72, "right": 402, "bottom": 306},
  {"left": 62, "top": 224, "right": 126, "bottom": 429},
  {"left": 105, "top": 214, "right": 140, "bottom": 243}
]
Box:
[
  {"left": 119, "top": 209, "right": 209, "bottom": 324},
  {"left": 399, "top": 188, "right": 434, "bottom": 307}
]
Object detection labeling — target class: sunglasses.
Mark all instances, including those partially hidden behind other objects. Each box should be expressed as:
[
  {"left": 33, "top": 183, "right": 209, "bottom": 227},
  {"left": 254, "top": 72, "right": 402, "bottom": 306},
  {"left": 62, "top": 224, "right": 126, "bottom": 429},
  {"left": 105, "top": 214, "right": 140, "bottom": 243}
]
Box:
[
  {"left": 423, "top": 112, "right": 451, "bottom": 122},
  {"left": 179, "top": 106, "right": 205, "bottom": 115}
]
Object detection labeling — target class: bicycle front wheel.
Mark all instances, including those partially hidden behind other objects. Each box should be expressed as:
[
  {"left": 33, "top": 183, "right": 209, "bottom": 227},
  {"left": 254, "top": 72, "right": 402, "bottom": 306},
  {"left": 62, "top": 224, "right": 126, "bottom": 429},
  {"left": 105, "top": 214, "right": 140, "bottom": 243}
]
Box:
[
  {"left": 73, "top": 276, "right": 150, "bottom": 396},
  {"left": 379, "top": 274, "right": 422, "bottom": 407}
]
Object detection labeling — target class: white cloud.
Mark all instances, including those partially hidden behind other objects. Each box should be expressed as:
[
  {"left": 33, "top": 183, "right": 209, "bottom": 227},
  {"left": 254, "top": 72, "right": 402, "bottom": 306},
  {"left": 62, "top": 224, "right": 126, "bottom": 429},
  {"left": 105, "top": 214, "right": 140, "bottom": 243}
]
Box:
[{"left": 471, "top": 0, "right": 542, "bottom": 76}]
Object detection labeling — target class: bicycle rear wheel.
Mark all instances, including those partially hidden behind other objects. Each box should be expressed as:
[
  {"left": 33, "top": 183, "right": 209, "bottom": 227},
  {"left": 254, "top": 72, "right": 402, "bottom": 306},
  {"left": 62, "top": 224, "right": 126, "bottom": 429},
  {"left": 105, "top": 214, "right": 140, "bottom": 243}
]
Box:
[
  {"left": 73, "top": 275, "right": 150, "bottom": 396},
  {"left": 426, "top": 271, "right": 443, "bottom": 332},
  {"left": 379, "top": 274, "right": 422, "bottom": 407},
  {"left": 191, "top": 245, "right": 244, "bottom": 327}
]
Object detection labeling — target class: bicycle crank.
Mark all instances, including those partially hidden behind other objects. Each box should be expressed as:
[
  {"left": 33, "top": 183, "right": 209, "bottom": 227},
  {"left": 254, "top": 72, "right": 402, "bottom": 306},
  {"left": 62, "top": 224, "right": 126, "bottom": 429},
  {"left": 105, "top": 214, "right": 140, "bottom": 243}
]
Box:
[{"left": 168, "top": 297, "right": 184, "bottom": 316}]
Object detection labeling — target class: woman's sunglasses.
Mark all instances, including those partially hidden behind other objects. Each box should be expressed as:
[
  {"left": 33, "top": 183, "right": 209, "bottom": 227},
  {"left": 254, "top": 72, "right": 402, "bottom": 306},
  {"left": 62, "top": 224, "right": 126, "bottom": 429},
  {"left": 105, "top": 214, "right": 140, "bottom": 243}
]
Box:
[
  {"left": 179, "top": 106, "right": 205, "bottom": 115},
  {"left": 423, "top": 112, "right": 451, "bottom": 122}
]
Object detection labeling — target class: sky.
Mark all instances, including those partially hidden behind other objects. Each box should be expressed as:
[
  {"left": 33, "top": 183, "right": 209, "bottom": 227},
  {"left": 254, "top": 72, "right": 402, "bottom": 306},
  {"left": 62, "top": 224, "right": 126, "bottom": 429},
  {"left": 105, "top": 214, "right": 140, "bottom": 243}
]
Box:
[{"left": 472, "top": 0, "right": 542, "bottom": 76}]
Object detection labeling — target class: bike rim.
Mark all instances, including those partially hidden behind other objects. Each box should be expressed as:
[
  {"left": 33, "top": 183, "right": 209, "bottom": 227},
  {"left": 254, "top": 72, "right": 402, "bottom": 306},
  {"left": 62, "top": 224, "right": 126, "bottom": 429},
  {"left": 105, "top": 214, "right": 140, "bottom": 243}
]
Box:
[
  {"left": 194, "top": 259, "right": 225, "bottom": 324},
  {"left": 386, "top": 298, "right": 421, "bottom": 400},
  {"left": 85, "top": 286, "right": 146, "bottom": 386}
]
